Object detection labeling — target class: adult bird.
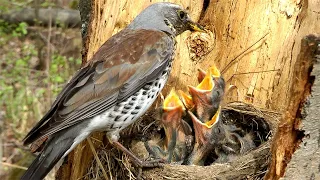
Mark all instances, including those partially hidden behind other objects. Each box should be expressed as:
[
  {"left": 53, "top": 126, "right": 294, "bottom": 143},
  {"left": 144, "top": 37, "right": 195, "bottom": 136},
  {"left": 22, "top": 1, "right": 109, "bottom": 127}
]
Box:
[{"left": 21, "top": 2, "right": 204, "bottom": 180}]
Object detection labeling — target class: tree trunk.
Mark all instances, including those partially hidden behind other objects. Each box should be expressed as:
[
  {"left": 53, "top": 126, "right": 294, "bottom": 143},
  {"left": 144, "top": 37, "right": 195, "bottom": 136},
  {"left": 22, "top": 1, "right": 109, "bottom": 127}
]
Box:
[{"left": 57, "top": 0, "right": 320, "bottom": 179}]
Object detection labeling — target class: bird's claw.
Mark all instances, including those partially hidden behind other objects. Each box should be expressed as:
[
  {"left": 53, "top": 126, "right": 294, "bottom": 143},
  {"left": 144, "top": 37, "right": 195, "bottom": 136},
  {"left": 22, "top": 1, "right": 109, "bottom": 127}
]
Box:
[{"left": 135, "top": 158, "right": 166, "bottom": 168}]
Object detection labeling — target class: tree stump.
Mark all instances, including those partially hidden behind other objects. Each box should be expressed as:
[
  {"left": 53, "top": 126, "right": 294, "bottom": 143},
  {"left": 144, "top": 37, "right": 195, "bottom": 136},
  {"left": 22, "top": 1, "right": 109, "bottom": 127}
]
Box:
[{"left": 57, "top": 0, "right": 320, "bottom": 179}]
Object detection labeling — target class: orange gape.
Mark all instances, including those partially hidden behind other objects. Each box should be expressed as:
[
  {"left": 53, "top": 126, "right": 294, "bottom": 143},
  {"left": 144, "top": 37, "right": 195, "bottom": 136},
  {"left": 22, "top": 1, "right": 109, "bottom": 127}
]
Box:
[
  {"left": 163, "top": 89, "right": 185, "bottom": 111},
  {"left": 196, "top": 71, "right": 215, "bottom": 91},
  {"left": 162, "top": 89, "right": 185, "bottom": 149},
  {"left": 205, "top": 106, "right": 221, "bottom": 127},
  {"left": 178, "top": 90, "right": 194, "bottom": 110}
]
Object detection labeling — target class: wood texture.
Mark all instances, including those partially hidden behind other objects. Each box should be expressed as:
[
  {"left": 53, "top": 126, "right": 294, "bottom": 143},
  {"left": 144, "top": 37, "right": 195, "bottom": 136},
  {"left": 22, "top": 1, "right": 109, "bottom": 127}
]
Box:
[
  {"left": 199, "top": 0, "right": 319, "bottom": 111},
  {"left": 281, "top": 35, "right": 320, "bottom": 180},
  {"left": 82, "top": 0, "right": 320, "bottom": 112},
  {"left": 59, "top": 0, "right": 320, "bottom": 179}
]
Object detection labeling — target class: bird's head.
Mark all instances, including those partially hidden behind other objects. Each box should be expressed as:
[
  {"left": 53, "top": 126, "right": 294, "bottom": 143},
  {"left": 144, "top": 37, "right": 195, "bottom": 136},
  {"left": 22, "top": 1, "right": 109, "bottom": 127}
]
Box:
[{"left": 128, "top": 2, "right": 205, "bottom": 36}]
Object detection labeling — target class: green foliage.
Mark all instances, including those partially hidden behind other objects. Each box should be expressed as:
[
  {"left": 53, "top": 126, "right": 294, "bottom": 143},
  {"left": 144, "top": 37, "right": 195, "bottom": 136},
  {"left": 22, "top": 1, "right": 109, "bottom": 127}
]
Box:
[
  {"left": 0, "top": 20, "right": 28, "bottom": 40},
  {"left": 0, "top": 0, "right": 33, "bottom": 12},
  {"left": 40, "top": 0, "right": 55, "bottom": 8},
  {"left": 0, "top": 0, "right": 82, "bottom": 176},
  {"left": 50, "top": 54, "right": 81, "bottom": 91},
  {"left": 69, "top": 0, "right": 79, "bottom": 10},
  {"left": 14, "top": 22, "right": 28, "bottom": 36},
  {"left": 0, "top": 28, "right": 81, "bottom": 139}
]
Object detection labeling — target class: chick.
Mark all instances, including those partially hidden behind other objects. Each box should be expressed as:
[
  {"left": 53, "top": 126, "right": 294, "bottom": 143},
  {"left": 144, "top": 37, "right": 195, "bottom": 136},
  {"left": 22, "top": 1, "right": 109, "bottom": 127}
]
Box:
[
  {"left": 188, "top": 65, "right": 225, "bottom": 122},
  {"left": 145, "top": 90, "right": 192, "bottom": 163},
  {"left": 186, "top": 107, "right": 224, "bottom": 165}
]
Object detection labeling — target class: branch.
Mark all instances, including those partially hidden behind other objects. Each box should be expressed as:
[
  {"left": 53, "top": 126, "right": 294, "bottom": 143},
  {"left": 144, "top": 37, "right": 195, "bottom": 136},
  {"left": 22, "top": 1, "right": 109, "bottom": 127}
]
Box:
[{"left": 0, "top": 8, "right": 81, "bottom": 28}]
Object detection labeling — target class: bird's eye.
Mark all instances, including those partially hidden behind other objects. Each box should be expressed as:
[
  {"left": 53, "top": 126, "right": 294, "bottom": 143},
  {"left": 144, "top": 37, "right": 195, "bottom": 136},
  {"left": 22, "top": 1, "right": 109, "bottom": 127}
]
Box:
[{"left": 178, "top": 10, "right": 186, "bottom": 19}]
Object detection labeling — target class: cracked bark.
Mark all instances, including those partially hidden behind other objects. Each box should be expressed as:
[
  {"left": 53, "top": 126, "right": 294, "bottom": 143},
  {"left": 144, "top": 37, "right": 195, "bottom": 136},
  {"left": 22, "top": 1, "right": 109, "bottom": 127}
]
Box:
[
  {"left": 279, "top": 35, "right": 320, "bottom": 180},
  {"left": 56, "top": 0, "right": 320, "bottom": 179}
]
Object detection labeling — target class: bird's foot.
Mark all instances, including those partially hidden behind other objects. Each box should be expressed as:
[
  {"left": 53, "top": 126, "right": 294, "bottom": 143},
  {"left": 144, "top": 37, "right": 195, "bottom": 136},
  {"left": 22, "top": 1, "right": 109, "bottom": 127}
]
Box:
[
  {"left": 112, "top": 141, "right": 165, "bottom": 168},
  {"left": 134, "top": 158, "right": 166, "bottom": 180},
  {"left": 134, "top": 158, "right": 166, "bottom": 168},
  {"left": 144, "top": 141, "right": 167, "bottom": 159}
]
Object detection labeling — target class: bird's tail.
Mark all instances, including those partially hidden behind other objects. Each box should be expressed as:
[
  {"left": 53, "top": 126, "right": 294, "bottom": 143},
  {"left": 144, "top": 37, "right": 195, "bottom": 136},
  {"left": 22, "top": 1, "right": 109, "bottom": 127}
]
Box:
[{"left": 20, "top": 137, "right": 74, "bottom": 180}]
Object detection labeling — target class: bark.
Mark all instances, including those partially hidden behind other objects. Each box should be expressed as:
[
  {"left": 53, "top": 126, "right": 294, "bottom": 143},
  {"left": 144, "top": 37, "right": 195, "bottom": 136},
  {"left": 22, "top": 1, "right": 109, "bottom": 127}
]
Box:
[
  {"left": 78, "top": 0, "right": 92, "bottom": 53},
  {"left": 264, "top": 33, "right": 316, "bottom": 179},
  {"left": 275, "top": 35, "right": 320, "bottom": 180},
  {"left": 57, "top": 0, "right": 320, "bottom": 179}
]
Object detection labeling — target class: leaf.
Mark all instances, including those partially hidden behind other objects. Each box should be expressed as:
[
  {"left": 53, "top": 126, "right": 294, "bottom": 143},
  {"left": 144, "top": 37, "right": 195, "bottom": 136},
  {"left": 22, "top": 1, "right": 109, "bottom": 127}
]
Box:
[
  {"left": 53, "top": 76, "right": 64, "bottom": 83},
  {"left": 15, "top": 59, "right": 27, "bottom": 66}
]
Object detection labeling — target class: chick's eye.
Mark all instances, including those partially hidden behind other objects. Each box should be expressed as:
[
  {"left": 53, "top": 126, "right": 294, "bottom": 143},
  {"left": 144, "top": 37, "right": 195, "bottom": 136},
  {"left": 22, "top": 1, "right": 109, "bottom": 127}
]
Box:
[{"left": 178, "top": 11, "right": 186, "bottom": 19}]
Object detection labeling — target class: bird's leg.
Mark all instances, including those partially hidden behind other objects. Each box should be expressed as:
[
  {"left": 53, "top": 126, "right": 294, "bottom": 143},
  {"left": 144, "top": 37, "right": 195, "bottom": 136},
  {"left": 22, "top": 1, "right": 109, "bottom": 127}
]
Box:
[
  {"left": 112, "top": 141, "right": 165, "bottom": 168},
  {"left": 166, "top": 129, "right": 178, "bottom": 163},
  {"left": 144, "top": 141, "right": 168, "bottom": 159}
]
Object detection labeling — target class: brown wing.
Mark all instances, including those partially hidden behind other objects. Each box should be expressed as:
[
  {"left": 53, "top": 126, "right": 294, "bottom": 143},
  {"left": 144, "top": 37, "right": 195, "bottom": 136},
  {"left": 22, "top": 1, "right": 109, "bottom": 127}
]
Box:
[{"left": 23, "top": 29, "right": 174, "bottom": 145}]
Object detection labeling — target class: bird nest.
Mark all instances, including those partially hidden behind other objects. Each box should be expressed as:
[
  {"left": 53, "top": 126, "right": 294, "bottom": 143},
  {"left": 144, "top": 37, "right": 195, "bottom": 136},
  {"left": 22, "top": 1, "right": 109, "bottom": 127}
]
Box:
[{"left": 85, "top": 102, "right": 279, "bottom": 180}]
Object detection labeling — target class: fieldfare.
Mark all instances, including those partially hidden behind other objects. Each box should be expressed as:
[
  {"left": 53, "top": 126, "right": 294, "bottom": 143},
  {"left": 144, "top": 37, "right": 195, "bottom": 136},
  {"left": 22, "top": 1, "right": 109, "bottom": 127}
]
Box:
[
  {"left": 186, "top": 107, "right": 223, "bottom": 165},
  {"left": 21, "top": 3, "right": 204, "bottom": 180},
  {"left": 185, "top": 66, "right": 256, "bottom": 164},
  {"left": 188, "top": 65, "right": 225, "bottom": 122},
  {"left": 145, "top": 90, "right": 192, "bottom": 163},
  {"left": 184, "top": 65, "right": 226, "bottom": 165}
]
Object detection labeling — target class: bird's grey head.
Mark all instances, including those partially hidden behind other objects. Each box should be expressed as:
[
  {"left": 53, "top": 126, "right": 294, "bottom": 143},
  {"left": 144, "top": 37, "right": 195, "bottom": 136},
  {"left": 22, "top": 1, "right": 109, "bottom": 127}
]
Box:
[{"left": 127, "top": 2, "right": 204, "bottom": 36}]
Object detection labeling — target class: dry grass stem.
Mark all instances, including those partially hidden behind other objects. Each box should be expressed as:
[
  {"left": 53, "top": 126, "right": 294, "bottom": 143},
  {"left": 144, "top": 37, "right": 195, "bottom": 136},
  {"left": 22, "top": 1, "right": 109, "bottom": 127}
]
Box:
[{"left": 87, "top": 138, "right": 109, "bottom": 180}]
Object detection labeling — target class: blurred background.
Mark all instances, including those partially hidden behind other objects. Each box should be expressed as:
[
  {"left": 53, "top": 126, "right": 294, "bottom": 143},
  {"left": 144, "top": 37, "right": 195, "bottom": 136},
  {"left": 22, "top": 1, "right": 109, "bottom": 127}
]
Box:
[{"left": 0, "top": 0, "right": 82, "bottom": 179}]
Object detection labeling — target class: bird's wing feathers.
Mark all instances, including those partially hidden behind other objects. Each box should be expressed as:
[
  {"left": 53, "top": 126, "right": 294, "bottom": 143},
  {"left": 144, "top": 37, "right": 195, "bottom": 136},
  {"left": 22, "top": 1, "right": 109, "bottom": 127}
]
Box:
[{"left": 23, "top": 29, "right": 174, "bottom": 145}]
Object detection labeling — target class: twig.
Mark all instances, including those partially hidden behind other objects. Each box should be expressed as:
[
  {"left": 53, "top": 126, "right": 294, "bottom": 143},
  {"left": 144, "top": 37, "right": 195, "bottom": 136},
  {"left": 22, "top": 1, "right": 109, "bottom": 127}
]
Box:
[
  {"left": 46, "top": 6, "right": 53, "bottom": 105},
  {"left": 232, "top": 69, "right": 280, "bottom": 76},
  {"left": 105, "top": 150, "right": 113, "bottom": 180},
  {"left": 120, "top": 154, "right": 136, "bottom": 180},
  {"left": 38, "top": 32, "right": 56, "bottom": 52},
  {"left": 87, "top": 138, "right": 109, "bottom": 180},
  {"left": 1, "top": 161, "right": 28, "bottom": 170},
  {"left": 221, "top": 33, "right": 269, "bottom": 74},
  {"left": 46, "top": 7, "right": 52, "bottom": 76}
]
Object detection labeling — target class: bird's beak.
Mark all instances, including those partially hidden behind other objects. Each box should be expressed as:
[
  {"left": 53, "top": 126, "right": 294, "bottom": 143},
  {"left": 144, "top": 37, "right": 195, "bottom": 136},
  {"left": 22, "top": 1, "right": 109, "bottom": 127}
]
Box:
[
  {"left": 208, "top": 65, "right": 221, "bottom": 78},
  {"left": 187, "top": 19, "right": 205, "bottom": 32},
  {"left": 162, "top": 90, "right": 184, "bottom": 148},
  {"left": 187, "top": 70, "right": 215, "bottom": 110},
  {"left": 188, "top": 66, "right": 225, "bottom": 122},
  {"left": 188, "top": 106, "right": 221, "bottom": 146},
  {"left": 196, "top": 70, "right": 215, "bottom": 91},
  {"left": 198, "top": 65, "right": 221, "bottom": 83},
  {"left": 178, "top": 90, "right": 194, "bottom": 110},
  {"left": 186, "top": 107, "right": 222, "bottom": 165},
  {"left": 163, "top": 89, "right": 185, "bottom": 112},
  {"left": 187, "top": 71, "right": 215, "bottom": 122},
  {"left": 197, "top": 68, "right": 207, "bottom": 83},
  {"left": 160, "top": 89, "right": 193, "bottom": 162}
]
